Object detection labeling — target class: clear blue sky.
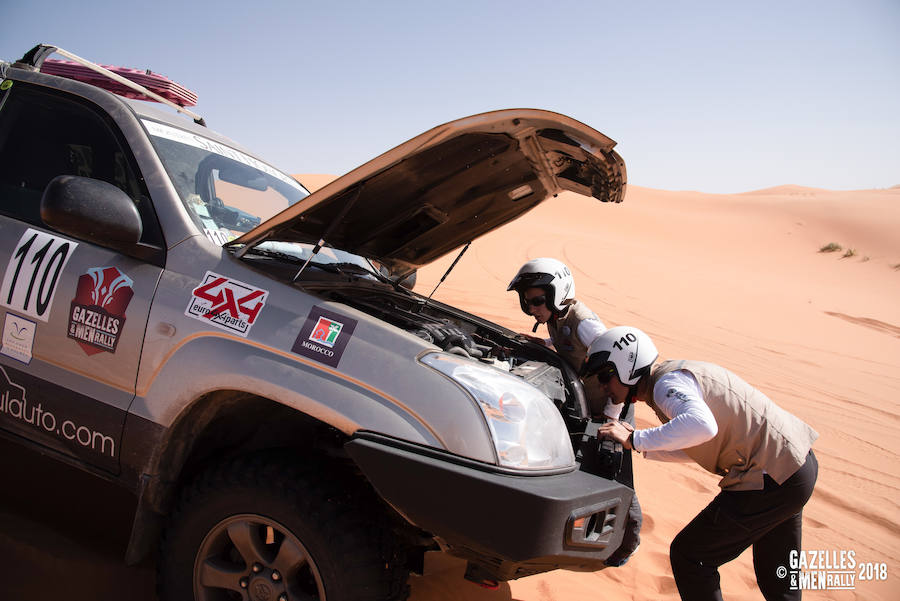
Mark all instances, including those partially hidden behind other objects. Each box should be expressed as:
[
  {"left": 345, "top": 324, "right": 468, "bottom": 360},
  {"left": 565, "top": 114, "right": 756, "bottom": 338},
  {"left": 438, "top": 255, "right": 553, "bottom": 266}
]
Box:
[{"left": 3, "top": 0, "right": 898, "bottom": 193}]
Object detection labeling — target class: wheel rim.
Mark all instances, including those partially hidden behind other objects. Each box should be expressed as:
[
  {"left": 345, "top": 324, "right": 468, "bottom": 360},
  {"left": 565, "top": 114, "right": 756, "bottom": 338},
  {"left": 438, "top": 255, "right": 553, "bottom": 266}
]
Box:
[{"left": 194, "top": 513, "right": 326, "bottom": 601}]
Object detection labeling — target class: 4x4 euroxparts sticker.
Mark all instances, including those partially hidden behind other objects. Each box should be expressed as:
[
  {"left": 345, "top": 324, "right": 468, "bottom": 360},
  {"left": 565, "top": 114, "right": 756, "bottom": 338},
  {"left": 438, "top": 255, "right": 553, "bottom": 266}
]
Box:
[
  {"left": 1, "top": 229, "right": 78, "bottom": 322},
  {"left": 67, "top": 267, "right": 134, "bottom": 355},
  {"left": 185, "top": 271, "right": 268, "bottom": 337},
  {"left": 292, "top": 306, "right": 358, "bottom": 368}
]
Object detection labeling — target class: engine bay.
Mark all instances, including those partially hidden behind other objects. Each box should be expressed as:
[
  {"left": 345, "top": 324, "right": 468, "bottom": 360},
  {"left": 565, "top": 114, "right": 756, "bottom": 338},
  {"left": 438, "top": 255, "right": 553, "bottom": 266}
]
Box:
[
  {"left": 318, "top": 283, "right": 590, "bottom": 423},
  {"left": 238, "top": 249, "right": 635, "bottom": 482},
  {"left": 237, "top": 247, "right": 590, "bottom": 428}
]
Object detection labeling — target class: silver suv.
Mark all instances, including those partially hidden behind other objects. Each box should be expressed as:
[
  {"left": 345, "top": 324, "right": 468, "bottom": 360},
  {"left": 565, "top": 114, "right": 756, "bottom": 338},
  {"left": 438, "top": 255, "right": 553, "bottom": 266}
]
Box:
[{"left": 0, "top": 44, "right": 631, "bottom": 601}]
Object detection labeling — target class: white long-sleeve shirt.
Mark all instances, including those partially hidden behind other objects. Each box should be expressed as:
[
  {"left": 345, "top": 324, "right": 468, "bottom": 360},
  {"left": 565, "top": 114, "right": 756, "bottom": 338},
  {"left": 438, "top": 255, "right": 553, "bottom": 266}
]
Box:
[
  {"left": 631, "top": 370, "right": 718, "bottom": 461},
  {"left": 543, "top": 317, "right": 606, "bottom": 349}
]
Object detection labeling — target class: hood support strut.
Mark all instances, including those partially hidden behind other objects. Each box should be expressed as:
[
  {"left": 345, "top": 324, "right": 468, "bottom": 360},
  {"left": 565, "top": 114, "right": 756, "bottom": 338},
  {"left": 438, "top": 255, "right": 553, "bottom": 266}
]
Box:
[
  {"left": 291, "top": 185, "right": 363, "bottom": 283},
  {"left": 422, "top": 241, "right": 472, "bottom": 308}
]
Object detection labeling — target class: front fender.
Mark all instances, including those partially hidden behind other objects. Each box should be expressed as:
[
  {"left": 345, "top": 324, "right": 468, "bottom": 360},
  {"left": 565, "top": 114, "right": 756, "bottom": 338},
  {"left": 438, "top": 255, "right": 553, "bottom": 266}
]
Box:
[
  {"left": 123, "top": 333, "right": 451, "bottom": 564},
  {"left": 131, "top": 332, "right": 444, "bottom": 446}
]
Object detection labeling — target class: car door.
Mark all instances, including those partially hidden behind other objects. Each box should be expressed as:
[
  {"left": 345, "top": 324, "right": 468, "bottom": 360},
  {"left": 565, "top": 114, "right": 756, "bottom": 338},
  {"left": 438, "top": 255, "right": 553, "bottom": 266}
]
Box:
[{"left": 0, "top": 80, "right": 164, "bottom": 475}]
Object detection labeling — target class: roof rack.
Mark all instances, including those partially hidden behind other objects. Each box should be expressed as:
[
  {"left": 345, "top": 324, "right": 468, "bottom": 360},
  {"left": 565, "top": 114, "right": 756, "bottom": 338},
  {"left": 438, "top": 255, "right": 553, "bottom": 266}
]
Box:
[{"left": 13, "top": 44, "right": 205, "bottom": 126}]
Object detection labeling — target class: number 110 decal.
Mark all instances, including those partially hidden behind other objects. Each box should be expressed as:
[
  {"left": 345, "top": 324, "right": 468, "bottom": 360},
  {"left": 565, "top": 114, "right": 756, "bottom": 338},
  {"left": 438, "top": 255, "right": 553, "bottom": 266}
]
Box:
[
  {"left": 1, "top": 229, "right": 78, "bottom": 322},
  {"left": 612, "top": 332, "right": 638, "bottom": 351}
]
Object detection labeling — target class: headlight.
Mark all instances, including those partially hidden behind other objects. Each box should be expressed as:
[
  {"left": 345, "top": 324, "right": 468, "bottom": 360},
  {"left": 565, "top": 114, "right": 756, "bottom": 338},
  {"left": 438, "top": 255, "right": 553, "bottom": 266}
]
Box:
[{"left": 420, "top": 352, "right": 575, "bottom": 470}]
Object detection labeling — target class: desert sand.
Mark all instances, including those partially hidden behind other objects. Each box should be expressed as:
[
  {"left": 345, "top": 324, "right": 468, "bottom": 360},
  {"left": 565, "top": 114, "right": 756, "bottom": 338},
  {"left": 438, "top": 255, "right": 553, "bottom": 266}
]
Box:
[{"left": 298, "top": 174, "right": 900, "bottom": 601}]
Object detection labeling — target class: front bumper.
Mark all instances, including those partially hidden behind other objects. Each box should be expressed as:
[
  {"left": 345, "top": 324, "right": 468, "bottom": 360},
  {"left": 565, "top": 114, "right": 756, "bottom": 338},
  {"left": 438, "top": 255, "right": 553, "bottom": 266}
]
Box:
[{"left": 345, "top": 433, "right": 633, "bottom": 581}]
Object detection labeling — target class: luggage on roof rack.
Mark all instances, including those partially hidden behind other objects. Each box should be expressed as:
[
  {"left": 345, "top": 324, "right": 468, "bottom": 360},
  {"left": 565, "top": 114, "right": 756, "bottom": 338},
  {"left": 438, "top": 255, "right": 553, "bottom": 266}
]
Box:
[
  {"left": 13, "top": 44, "right": 205, "bottom": 126},
  {"left": 40, "top": 58, "right": 198, "bottom": 107}
]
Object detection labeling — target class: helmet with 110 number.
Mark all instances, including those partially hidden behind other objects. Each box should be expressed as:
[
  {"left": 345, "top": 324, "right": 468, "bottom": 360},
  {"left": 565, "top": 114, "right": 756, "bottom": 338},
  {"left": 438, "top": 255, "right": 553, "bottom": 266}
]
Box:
[
  {"left": 507, "top": 258, "right": 575, "bottom": 314},
  {"left": 583, "top": 326, "right": 659, "bottom": 386}
]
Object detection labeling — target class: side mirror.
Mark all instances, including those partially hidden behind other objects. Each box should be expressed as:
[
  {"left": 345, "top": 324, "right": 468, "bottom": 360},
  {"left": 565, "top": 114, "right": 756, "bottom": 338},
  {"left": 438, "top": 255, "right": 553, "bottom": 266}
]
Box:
[{"left": 40, "top": 175, "right": 142, "bottom": 251}]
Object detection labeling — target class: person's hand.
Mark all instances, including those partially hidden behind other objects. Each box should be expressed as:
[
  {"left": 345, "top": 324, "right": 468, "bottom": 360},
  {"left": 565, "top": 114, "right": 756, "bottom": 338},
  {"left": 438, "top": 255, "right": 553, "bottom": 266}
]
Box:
[
  {"left": 598, "top": 420, "right": 635, "bottom": 450},
  {"left": 518, "top": 333, "right": 546, "bottom": 346}
]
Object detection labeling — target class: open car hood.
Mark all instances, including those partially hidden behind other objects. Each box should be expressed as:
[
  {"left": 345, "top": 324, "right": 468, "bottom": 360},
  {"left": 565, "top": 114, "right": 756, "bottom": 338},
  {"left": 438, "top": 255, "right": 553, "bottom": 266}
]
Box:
[{"left": 229, "top": 109, "right": 626, "bottom": 273}]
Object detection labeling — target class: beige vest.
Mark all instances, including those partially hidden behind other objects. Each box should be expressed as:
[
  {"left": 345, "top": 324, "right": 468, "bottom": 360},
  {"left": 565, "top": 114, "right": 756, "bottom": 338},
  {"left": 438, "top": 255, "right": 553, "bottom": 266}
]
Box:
[
  {"left": 547, "top": 300, "right": 606, "bottom": 416},
  {"left": 648, "top": 360, "right": 818, "bottom": 491}
]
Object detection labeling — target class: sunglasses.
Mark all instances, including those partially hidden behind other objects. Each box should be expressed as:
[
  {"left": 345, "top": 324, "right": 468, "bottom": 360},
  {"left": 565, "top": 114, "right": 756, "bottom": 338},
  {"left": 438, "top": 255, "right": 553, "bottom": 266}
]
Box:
[
  {"left": 595, "top": 363, "right": 619, "bottom": 384},
  {"left": 524, "top": 295, "right": 547, "bottom": 308}
]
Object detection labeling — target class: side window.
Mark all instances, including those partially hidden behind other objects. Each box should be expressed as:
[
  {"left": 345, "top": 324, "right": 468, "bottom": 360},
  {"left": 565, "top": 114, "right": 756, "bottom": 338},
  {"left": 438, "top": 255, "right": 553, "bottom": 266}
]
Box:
[{"left": 0, "top": 83, "right": 164, "bottom": 246}]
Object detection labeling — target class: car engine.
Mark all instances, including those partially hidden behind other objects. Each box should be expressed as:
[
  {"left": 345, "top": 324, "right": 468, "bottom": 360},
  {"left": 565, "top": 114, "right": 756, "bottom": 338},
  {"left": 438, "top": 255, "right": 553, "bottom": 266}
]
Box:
[{"left": 322, "top": 285, "right": 587, "bottom": 421}]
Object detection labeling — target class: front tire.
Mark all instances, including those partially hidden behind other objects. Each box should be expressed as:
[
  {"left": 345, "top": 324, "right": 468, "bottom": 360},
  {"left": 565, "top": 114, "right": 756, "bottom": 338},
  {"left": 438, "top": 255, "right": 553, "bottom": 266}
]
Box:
[{"left": 158, "top": 454, "right": 409, "bottom": 601}]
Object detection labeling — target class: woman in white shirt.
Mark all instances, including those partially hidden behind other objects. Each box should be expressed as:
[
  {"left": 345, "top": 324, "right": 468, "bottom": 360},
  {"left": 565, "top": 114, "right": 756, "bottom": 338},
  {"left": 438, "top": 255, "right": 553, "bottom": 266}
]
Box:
[{"left": 588, "top": 326, "right": 818, "bottom": 601}]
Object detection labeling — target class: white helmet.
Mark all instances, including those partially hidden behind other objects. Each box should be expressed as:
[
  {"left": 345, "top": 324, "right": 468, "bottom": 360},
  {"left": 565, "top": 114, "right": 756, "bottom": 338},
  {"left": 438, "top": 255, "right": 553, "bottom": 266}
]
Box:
[
  {"left": 583, "top": 326, "right": 658, "bottom": 386},
  {"left": 507, "top": 258, "right": 575, "bottom": 314}
]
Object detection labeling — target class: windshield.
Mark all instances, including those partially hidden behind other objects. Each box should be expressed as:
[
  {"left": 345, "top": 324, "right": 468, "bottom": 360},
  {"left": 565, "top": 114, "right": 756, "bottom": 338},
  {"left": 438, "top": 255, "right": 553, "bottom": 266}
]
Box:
[{"left": 142, "top": 119, "right": 309, "bottom": 245}]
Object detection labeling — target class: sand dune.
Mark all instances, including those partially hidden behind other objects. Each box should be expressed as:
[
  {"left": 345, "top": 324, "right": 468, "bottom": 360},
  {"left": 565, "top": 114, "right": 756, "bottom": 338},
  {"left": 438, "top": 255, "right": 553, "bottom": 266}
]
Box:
[
  {"left": 740, "top": 184, "right": 830, "bottom": 196},
  {"left": 296, "top": 174, "right": 899, "bottom": 601}
]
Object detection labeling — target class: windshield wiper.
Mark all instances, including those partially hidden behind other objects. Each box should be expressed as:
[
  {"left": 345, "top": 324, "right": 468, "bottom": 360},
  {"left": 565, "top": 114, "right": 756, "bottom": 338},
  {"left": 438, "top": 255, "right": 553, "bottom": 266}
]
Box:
[
  {"left": 298, "top": 261, "right": 381, "bottom": 281},
  {"left": 326, "top": 262, "right": 377, "bottom": 276},
  {"left": 239, "top": 245, "right": 386, "bottom": 283},
  {"left": 240, "top": 247, "right": 353, "bottom": 278},
  {"left": 308, "top": 262, "right": 371, "bottom": 279},
  {"left": 241, "top": 246, "right": 303, "bottom": 262}
]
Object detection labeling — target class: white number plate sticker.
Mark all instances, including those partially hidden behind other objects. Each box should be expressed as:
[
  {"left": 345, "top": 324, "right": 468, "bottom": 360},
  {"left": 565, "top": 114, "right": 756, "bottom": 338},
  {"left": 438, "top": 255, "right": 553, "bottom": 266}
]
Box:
[{"left": 1, "top": 229, "right": 78, "bottom": 321}]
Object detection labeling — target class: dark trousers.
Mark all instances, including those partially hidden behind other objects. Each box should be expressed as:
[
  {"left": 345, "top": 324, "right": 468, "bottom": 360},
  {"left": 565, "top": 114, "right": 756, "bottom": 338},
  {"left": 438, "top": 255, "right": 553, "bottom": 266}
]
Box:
[{"left": 670, "top": 451, "right": 818, "bottom": 601}]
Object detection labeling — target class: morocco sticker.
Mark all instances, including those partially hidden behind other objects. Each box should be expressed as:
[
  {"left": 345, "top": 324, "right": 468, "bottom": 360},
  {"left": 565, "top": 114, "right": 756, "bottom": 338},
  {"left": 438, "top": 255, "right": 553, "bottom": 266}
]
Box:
[
  {"left": 67, "top": 266, "right": 134, "bottom": 355},
  {"left": 292, "top": 306, "right": 357, "bottom": 368},
  {"left": 185, "top": 271, "right": 268, "bottom": 337}
]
